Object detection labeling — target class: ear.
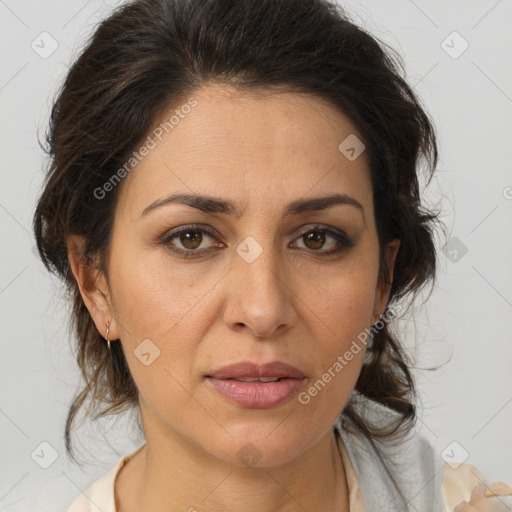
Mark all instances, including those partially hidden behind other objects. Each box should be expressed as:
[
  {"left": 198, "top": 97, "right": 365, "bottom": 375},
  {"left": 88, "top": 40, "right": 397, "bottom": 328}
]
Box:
[
  {"left": 67, "top": 234, "right": 119, "bottom": 341},
  {"left": 373, "top": 238, "right": 400, "bottom": 321}
]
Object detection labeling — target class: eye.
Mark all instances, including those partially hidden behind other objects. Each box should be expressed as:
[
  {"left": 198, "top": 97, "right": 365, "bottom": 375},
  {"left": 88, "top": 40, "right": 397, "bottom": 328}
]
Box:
[
  {"left": 161, "top": 225, "right": 222, "bottom": 258},
  {"left": 291, "top": 225, "right": 354, "bottom": 256},
  {"left": 161, "top": 224, "right": 354, "bottom": 259}
]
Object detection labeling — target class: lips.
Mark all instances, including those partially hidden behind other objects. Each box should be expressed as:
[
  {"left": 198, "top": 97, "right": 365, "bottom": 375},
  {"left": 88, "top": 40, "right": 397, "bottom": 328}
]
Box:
[
  {"left": 204, "top": 361, "right": 307, "bottom": 408},
  {"left": 206, "top": 361, "right": 306, "bottom": 380}
]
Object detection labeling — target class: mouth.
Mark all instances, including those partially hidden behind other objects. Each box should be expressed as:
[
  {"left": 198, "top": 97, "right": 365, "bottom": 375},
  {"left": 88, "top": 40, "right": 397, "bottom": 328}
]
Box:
[
  {"left": 204, "top": 376, "right": 306, "bottom": 408},
  {"left": 204, "top": 361, "right": 307, "bottom": 409}
]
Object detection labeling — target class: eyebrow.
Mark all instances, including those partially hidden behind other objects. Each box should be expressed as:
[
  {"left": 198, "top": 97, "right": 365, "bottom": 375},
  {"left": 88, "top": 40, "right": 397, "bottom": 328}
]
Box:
[{"left": 140, "top": 192, "right": 365, "bottom": 224}]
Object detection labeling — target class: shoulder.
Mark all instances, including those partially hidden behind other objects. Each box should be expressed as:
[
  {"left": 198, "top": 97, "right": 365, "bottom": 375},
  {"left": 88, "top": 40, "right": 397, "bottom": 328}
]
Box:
[
  {"left": 66, "top": 445, "right": 145, "bottom": 512},
  {"left": 336, "top": 392, "right": 446, "bottom": 510},
  {"left": 66, "top": 464, "right": 119, "bottom": 512},
  {"left": 442, "top": 462, "right": 512, "bottom": 512},
  {"left": 336, "top": 391, "right": 512, "bottom": 511}
]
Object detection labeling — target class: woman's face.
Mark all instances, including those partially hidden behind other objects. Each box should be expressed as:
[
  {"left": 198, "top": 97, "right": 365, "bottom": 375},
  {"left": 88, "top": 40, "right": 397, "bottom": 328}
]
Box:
[{"left": 78, "top": 84, "right": 399, "bottom": 467}]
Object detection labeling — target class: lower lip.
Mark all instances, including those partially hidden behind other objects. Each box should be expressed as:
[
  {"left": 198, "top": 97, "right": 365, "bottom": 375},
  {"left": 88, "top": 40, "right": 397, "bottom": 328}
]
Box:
[{"left": 205, "top": 377, "right": 306, "bottom": 408}]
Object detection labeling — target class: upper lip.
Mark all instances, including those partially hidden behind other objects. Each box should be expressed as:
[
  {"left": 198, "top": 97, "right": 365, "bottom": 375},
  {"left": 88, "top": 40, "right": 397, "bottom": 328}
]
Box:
[{"left": 206, "top": 361, "right": 306, "bottom": 380}]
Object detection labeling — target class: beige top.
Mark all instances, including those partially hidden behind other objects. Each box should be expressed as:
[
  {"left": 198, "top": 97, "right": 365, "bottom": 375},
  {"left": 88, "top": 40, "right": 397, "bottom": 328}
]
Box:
[{"left": 67, "top": 435, "right": 512, "bottom": 512}]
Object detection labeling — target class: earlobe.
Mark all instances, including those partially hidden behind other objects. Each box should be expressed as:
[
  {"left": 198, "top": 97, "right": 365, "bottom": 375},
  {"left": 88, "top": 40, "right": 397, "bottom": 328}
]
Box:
[{"left": 67, "top": 234, "right": 118, "bottom": 340}]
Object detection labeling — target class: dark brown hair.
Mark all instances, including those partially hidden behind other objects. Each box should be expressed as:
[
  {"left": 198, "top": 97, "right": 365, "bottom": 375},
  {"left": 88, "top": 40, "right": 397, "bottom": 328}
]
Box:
[{"left": 33, "top": 0, "right": 444, "bottom": 461}]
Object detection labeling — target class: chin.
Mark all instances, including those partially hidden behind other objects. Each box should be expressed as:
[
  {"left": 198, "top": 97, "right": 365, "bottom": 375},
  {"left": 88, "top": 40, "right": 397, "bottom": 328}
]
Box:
[{"left": 200, "top": 427, "right": 313, "bottom": 469}]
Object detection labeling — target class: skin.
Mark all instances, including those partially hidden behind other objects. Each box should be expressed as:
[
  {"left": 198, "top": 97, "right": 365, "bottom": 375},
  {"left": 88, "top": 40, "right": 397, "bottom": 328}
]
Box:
[{"left": 68, "top": 84, "right": 400, "bottom": 512}]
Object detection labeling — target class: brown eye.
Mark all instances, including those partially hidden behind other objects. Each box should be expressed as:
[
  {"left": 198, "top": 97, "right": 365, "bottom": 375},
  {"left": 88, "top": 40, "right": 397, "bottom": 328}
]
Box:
[
  {"left": 293, "top": 227, "right": 352, "bottom": 255},
  {"left": 179, "top": 230, "right": 203, "bottom": 250},
  {"left": 161, "top": 224, "right": 354, "bottom": 260},
  {"left": 302, "top": 230, "right": 326, "bottom": 250},
  {"left": 161, "top": 226, "right": 220, "bottom": 258}
]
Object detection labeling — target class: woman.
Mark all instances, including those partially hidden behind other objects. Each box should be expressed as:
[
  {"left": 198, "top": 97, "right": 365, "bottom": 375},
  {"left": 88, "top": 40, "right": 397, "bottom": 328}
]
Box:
[{"left": 32, "top": 0, "right": 511, "bottom": 510}]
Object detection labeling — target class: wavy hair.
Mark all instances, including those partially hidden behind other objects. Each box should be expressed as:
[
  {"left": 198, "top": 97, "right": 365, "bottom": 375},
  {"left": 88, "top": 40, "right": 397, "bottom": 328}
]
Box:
[{"left": 33, "top": 0, "right": 444, "bottom": 461}]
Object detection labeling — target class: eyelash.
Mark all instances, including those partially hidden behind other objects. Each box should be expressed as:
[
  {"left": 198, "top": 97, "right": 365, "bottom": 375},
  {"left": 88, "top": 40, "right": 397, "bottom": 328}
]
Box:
[{"left": 160, "top": 224, "right": 354, "bottom": 259}]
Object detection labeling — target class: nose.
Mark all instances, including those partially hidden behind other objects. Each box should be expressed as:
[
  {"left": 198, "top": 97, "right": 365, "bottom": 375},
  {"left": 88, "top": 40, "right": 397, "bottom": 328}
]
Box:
[{"left": 223, "top": 240, "right": 297, "bottom": 339}]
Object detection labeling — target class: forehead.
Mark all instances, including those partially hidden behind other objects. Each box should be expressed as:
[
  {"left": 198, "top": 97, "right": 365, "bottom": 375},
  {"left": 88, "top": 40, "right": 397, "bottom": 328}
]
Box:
[{"left": 117, "top": 84, "right": 372, "bottom": 220}]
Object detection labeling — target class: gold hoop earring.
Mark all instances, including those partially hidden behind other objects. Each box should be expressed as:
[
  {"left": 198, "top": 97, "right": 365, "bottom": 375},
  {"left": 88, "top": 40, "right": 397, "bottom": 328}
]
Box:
[{"left": 105, "top": 321, "right": 111, "bottom": 351}]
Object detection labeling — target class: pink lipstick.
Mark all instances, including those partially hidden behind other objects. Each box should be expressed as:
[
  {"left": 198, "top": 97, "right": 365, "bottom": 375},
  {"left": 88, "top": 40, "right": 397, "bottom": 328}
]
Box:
[{"left": 205, "top": 361, "right": 307, "bottom": 409}]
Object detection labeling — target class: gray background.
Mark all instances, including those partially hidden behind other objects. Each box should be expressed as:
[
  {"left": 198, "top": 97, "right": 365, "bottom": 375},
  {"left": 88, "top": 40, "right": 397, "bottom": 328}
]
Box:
[{"left": 1, "top": 0, "right": 511, "bottom": 510}]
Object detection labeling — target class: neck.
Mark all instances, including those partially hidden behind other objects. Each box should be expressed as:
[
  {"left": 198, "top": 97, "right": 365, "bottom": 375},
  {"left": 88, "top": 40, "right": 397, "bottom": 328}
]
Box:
[{"left": 115, "top": 426, "right": 350, "bottom": 512}]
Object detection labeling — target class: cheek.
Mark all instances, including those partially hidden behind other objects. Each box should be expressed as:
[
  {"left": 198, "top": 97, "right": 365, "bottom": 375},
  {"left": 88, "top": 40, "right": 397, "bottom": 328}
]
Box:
[
  {"left": 302, "top": 251, "right": 379, "bottom": 340},
  {"left": 107, "top": 248, "right": 211, "bottom": 400},
  {"left": 298, "top": 285, "right": 372, "bottom": 424},
  {"left": 298, "top": 253, "right": 378, "bottom": 397},
  {"left": 110, "top": 239, "right": 212, "bottom": 341}
]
